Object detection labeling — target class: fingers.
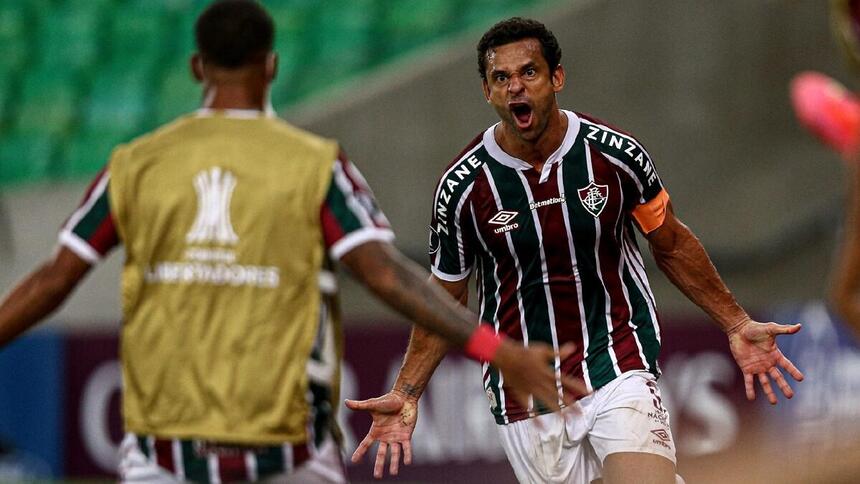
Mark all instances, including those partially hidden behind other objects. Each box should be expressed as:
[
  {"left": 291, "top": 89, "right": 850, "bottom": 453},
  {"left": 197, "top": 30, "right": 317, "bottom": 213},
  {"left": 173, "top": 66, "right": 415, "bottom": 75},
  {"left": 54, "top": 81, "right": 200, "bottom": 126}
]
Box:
[
  {"left": 560, "top": 374, "right": 589, "bottom": 405},
  {"left": 389, "top": 442, "right": 401, "bottom": 476},
  {"left": 765, "top": 322, "right": 802, "bottom": 336},
  {"left": 506, "top": 386, "right": 533, "bottom": 414},
  {"left": 373, "top": 442, "right": 388, "bottom": 479},
  {"left": 769, "top": 367, "right": 794, "bottom": 399},
  {"left": 403, "top": 440, "right": 413, "bottom": 466},
  {"left": 345, "top": 395, "right": 402, "bottom": 413},
  {"left": 558, "top": 342, "right": 577, "bottom": 360},
  {"left": 779, "top": 355, "right": 805, "bottom": 382},
  {"left": 351, "top": 434, "right": 374, "bottom": 463},
  {"left": 344, "top": 398, "right": 370, "bottom": 411},
  {"left": 758, "top": 372, "right": 778, "bottom": 405},
  {"left": 744, "top": 373, "right": 755, "bottom": 401}
]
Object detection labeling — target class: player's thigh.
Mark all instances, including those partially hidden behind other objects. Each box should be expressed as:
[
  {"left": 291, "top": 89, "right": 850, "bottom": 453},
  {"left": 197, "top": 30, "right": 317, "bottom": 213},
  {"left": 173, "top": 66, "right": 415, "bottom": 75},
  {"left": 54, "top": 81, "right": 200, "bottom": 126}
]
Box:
[
  {"left": 588, "top": 372, "right": 677, "bottom": 479},
  {"left": 601, "top": 451, "right": 675, "bottom": 484}
]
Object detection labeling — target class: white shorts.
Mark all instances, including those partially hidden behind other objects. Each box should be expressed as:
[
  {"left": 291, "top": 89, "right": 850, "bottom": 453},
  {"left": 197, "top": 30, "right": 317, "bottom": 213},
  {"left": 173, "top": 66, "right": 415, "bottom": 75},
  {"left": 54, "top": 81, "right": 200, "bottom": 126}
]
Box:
[
  {"left": 497, "top": 370, "right": 676, "bottom": 484},
  {"left": 118, "top": 433, "right": 346, "bottom": 483}
]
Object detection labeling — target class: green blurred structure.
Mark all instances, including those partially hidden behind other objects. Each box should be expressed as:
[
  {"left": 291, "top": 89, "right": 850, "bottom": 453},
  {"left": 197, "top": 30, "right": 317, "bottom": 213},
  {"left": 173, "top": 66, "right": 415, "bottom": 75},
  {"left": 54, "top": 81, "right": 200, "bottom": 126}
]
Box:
[{"left": 0, "top": 0, "right": 556, "bottom": 187}]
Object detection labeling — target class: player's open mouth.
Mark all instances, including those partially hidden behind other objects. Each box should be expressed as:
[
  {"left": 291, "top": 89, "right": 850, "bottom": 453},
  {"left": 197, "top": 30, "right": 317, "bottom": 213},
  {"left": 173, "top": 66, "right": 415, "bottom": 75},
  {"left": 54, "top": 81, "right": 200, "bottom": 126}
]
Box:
[{"left": 509, "top": 102, "right": 533, "bottom": 129}]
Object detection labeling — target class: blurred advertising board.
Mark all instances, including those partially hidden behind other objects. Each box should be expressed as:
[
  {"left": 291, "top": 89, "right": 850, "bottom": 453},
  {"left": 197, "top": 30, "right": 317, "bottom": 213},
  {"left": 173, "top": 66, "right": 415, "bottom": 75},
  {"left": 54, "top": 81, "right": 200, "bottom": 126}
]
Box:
[
  {"left": 764, "top": 302, "right": 860, "bottom": 451},
  {"left": 0, "top": 310, "right": 844, "bottom": 481}
]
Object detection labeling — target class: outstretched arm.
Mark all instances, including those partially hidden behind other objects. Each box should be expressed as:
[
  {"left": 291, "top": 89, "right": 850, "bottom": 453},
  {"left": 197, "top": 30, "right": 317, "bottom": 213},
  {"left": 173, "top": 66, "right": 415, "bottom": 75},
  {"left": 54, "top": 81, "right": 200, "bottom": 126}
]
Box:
[
  {"left": 831, "top": 165, "right": 860, "bottom": 339},
  {"left": 646, "top": 203, "right": 804, "bottom": 404},
  {"left": 341, "top": 241, "right": 583, "bottom": 477},
  {"left": 340, "top": 241, "right": 581, "bottom": 402},
  {"left": 344, "top": 276, "right": 464, "bottom": 477},
  {"left": 392, "top": 276, "right": 467, "bottom": 400},
  {"left": 0, "top": 247, "right": 92, "bottom": 348}
]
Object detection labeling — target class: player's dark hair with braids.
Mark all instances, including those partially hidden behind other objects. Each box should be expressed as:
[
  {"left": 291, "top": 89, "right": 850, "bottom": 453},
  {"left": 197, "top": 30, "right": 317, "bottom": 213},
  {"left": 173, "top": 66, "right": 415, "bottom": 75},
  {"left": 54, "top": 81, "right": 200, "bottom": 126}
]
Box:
[
  {"left": 476, "top": 17, "right": 562, "bottom": 80},
  {"left": 195, "top": 0, "right": 274, "bottom": 68}
]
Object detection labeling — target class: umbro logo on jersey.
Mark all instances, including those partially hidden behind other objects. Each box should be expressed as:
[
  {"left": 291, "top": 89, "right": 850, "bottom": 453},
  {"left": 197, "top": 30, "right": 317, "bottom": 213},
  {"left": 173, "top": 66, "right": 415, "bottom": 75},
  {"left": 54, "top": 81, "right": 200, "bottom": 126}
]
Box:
[
  {"left": 187, "top": 167, "right": 239, "bottom": 245},
  {"left": 488, "top": 210, "right": 518, "bottom": 225},
  {"left": 577, "top": 182, "right": 608, "bottom": 218},
  {"left": 489, "top": 210, "right": 520, "bottom": 234}
]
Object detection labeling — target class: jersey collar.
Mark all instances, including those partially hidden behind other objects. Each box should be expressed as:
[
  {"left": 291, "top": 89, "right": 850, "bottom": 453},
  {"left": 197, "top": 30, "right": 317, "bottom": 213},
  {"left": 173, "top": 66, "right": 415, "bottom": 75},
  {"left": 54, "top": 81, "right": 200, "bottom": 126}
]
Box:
[
  {"left": 195, "top": 108, "right": 275, "bottom": 119},
  {"left": 483, "top": 110, "right": 581, "bottom": 182}
]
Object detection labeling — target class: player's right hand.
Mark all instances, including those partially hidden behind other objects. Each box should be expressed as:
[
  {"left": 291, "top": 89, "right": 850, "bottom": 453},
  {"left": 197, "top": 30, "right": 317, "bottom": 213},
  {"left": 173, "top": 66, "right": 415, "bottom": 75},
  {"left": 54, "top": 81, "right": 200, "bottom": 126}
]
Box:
[
  {"left": 492, "top": 341, "right": 589, "bottom": 412},
  {"left": 345, "top": 391, "right": 418, "bottom": 479}
]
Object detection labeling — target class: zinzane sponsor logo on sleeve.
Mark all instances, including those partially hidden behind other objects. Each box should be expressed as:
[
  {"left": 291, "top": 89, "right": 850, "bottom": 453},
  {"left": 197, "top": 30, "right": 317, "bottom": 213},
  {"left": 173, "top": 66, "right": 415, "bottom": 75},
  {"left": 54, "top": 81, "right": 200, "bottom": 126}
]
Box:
[
  {"left": 584, "top": 124, "right": 658, "bottom": 186},
  {"left": 434, "top": 154, "right": 483, "bottom": 236}
]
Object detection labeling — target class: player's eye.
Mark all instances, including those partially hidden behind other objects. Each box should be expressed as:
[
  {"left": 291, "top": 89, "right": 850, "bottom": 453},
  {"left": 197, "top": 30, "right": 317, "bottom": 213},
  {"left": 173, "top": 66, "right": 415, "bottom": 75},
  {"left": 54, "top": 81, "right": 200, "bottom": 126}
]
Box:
[
  {"left": 494, "top": 73, "right": 508, "bottom": 83},
  {"left": 524, "top": 67, "right": 536, "bottom": 77}
]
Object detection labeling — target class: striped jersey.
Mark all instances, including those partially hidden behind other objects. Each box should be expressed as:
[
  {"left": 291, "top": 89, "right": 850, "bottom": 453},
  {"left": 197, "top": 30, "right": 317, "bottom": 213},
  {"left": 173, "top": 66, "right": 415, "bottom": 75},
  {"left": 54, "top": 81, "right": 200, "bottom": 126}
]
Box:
[
  {"left": 60, "top": 109, "right": 393, "bottom": 444},
  {"left": 429, "top": 110, "right": 670, "bottom": 424}
]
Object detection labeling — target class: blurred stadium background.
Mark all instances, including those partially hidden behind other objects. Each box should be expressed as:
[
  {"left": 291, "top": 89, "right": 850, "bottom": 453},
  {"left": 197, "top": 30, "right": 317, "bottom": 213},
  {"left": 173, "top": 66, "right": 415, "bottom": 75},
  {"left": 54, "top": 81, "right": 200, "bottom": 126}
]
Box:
[{"left": 1, "top": 0, "right": 859, "bottom": 482}]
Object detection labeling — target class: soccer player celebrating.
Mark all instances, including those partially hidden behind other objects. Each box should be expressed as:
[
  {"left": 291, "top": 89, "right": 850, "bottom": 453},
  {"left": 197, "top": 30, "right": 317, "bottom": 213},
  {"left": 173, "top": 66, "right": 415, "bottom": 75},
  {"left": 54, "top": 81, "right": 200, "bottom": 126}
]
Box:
[
  {"left": 0, "top": 3, "right": 585, "bottom": 482},
  {"left": 348, "top": 17, "right": 805, "bottom": 483}
]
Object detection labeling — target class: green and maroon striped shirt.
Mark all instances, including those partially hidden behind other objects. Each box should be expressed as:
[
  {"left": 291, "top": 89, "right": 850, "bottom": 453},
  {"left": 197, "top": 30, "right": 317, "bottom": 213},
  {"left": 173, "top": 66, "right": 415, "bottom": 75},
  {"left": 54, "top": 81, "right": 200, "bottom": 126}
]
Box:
[{"left": 429, "top": 110, "right": 666, "bottom": 424}]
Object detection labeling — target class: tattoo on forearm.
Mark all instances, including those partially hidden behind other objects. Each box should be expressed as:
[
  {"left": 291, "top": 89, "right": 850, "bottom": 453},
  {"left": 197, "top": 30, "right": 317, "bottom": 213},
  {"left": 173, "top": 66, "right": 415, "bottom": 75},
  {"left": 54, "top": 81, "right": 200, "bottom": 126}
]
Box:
[{"left": 398, "top": 383, "right": 423, "bottom": 398}]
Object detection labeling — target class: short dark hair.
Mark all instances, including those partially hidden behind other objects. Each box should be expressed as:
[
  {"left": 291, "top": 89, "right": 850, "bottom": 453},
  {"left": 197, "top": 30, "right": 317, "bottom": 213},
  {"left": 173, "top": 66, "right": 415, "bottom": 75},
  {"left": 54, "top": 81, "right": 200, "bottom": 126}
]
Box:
[
  {"left": 195, "top": 0, "right": 274, "bottom": 68},
  {"left": 476, "top": 17, "right": 562, "bottom": 80}
]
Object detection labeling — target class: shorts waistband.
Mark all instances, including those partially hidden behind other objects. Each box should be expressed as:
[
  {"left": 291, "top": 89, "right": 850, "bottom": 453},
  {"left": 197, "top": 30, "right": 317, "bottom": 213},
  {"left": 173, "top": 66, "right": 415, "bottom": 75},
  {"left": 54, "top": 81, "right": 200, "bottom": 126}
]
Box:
[{"left": 133, "top": 434, "right": 312, "bottom": 482}]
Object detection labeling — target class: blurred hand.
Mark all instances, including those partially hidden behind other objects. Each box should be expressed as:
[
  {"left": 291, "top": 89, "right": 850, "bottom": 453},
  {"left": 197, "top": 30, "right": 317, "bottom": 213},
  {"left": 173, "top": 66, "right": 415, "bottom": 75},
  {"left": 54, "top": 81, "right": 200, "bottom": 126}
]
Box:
[
  {"left": 345, "top": 391, "right": 417, "bottom": 479},
  {"left": 492, "top": 341, "right": 589, "bottom": 411},
  {"left": 727, "top": 319, "right": 805, "bottom": 404}
]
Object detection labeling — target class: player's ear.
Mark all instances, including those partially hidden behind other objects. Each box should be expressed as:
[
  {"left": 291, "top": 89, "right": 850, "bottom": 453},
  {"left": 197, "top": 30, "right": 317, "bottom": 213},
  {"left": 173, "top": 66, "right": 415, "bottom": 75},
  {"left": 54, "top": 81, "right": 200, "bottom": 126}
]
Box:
[
  {"left": 266, "top": 52, "right": 278, "bottom": 81},
  {"left": 191, "top": 54, "right": 204, "bottom": 83},
  {"left": 482, "top": 79, "right": 491, "bottom": 103},
  {"left": 551, "top": 64, "right": 565, "bottom": 93}
]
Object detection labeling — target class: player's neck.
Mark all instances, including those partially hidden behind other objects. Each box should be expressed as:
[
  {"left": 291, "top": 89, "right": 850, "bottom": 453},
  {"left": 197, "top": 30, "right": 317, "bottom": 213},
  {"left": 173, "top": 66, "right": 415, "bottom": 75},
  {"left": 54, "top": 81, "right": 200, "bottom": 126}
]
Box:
[
  {"left": 496, "top": 109, "right": 567, "bottom": 170},
  {"left": 200, "top": 83, "right": 269, "bottom": 112}
]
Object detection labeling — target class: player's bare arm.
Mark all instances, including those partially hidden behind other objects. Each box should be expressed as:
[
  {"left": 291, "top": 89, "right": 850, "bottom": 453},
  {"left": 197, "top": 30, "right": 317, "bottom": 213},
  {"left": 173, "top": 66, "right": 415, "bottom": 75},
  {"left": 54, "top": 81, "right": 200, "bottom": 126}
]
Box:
[
  {"left": 391, "top": 276, "right": 468, "bottom": 400},
  {"left": 0, "top": 247, "right": 91, "bottom": 348},
  {"left": 831, "top": 165, "right": 860, "bottom": 339},
  {"left": 646, "top": 203, "right": 804, "bottom": 404},
  {"left": 341, "top": 241, "right": 584, "bottom": 477},
  {"left": 344, "top": 276, "right": 463, "bottom": 478},
  {"left": 340, "top": 241, "right": 583, "bottom": 400}
]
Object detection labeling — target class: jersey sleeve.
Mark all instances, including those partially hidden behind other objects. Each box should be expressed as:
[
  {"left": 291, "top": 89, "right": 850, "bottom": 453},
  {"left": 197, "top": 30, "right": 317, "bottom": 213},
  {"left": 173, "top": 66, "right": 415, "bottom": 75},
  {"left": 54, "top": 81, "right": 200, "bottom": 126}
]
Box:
[
  {"left": 320, "top": 153, "right": 395, "bottom": 260},
  {"left": 621, "top": 140, "right": 669, "bottom": 234},
  {"left": 58, "top": 168, "right": 120, "bottom": 264},
  {"left": 428, "top": 170, "right": 477, "bottom": 282},
  {"left": 594, "top": 125, "right": 669, "bottom": 233}
]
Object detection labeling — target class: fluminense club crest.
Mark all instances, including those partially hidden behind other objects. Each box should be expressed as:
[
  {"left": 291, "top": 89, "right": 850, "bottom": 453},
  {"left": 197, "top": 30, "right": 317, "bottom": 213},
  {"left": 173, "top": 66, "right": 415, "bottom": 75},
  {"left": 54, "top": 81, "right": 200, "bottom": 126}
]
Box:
[{"left": 577, "top": 182, "right": 608, "bottom": 218}]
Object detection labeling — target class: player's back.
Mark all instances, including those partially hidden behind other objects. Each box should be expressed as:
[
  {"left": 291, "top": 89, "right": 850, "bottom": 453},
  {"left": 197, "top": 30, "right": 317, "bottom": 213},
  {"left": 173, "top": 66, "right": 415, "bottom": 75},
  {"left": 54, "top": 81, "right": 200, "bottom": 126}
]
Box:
[{"left": 108, "top": 110, "right": 340, "bottom": 444}]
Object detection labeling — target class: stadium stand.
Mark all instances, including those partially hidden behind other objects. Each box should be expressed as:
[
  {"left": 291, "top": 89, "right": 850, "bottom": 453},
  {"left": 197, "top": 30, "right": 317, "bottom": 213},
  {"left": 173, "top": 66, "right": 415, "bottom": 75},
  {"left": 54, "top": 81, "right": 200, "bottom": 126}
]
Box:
[{"left": 0, "top": 0, "right": 558, "bottom": 187}]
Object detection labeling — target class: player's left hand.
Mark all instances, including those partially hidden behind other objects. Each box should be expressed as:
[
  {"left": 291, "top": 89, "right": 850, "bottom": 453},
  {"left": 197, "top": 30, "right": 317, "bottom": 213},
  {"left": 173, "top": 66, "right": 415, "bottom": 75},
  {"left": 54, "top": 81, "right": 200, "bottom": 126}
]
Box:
[{"left": 726, "top": 319, "right": 804, "bottom": 404}]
